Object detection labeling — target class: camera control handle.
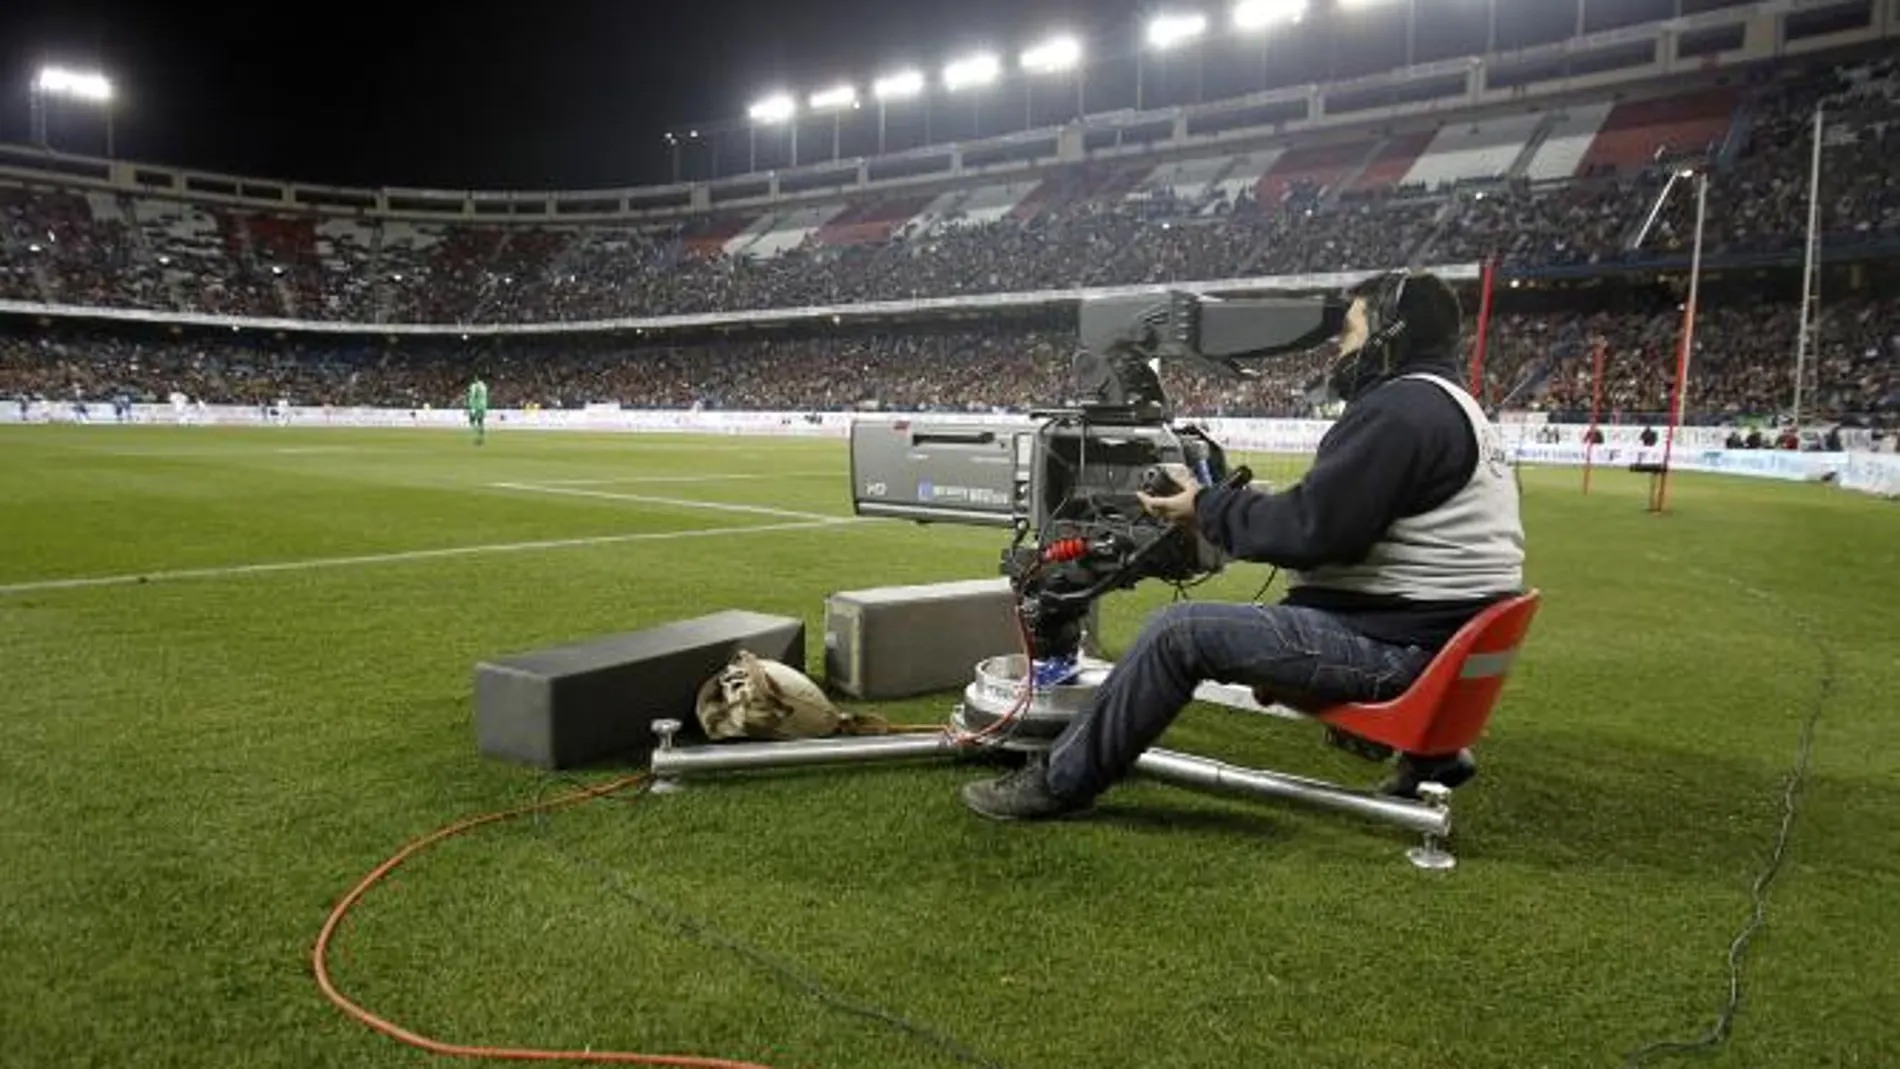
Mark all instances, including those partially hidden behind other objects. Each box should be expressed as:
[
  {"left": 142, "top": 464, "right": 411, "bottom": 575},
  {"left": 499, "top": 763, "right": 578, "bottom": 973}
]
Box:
[{"left": 1139, "top": 464, "right": 1254, "bottom": 497}]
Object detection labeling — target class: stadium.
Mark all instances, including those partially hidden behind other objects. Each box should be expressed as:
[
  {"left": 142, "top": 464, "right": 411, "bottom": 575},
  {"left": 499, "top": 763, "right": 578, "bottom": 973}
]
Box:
[{"left": 2, "top": 0, "right": 1898, "bottom": 1066}]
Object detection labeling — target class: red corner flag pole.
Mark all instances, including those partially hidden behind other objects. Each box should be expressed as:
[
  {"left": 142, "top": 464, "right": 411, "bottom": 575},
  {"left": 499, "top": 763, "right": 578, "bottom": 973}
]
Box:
[
  {"left": 1652, "top": 172, "right": 1708, "bottom": 515},
  {"left": 1583, "top": 337, "right": 1607, "bottom": 495},
  {"left": 1469, "top": 258, "right": 1497, "bottom": 398}
]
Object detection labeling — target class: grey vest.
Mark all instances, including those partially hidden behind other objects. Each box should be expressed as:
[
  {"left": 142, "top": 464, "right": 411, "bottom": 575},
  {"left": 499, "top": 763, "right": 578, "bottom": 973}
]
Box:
[{"left": 1289, "top": 373, "right": 1525, "bottom": 601}]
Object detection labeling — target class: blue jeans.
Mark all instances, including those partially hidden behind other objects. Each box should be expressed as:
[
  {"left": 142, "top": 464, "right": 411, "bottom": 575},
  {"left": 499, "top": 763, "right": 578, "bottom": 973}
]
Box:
[{"left": 1044, "top": 602, "right": 1433, "bottom": 802}]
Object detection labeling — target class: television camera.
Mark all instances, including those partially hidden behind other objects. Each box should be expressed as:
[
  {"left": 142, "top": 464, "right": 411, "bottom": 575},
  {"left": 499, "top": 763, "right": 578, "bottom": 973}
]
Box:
[{"left": 849, "top": 288, "right": 1351, "bottom": 688}]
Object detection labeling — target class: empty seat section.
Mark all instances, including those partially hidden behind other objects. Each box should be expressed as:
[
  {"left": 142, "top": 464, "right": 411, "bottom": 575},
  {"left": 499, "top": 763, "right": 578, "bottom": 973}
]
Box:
[
  {"left": 1524, "top": 102, "right": 1614, "bottom": 180},
  {"left": 741, "top": 204, "right": 846, "bottom": 258},
  {"left": 1350, "top": 131, "right": 1436, "bottom": 191},
  {"left": 1205, "top": 150, "right": 1283, "bottom": 211},
  {"left": 949, "top": 182, "right": 1038, "bottom": 227},
  {"left": 1576, "top": 89, "right": 1738, "bottom": 173},
  {"left": 1402, "top": 113, "right": 1545, "bottom": 188},
  {"left": 815, "top": 194, "right": 935, "bottom": 246},
  {"left": 676, "top": 213, "right": 759, "bottom": 257},
  {"left": 1088, "top": 164, "right": 1154, "bottom": 202},
  {"left": 1138, "top": 154, "right": 1236, "bottom": 205},
  {"left": 1257, "top": 141, "right": 1373, "bottom": 202}
]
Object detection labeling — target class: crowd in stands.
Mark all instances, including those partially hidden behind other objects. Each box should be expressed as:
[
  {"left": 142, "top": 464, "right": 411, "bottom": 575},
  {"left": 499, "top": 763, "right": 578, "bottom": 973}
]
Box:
[
  {"left": 1474, "top": 292, "right": 1900, "bottom": 423},
  {"left": 0, "top": 317, "right": 1332, "bottom": 419},
  {"left": 1645, "top": 57, "right": 1900, "bottom": 260},
  {"left": 6, "top": 289, "right": 1895, "bottom": 424},
  {"left": 0, "top": 176, "right": 1448, "bottom": 324},
  {"left": 1434, "top": 180, "right": 1643, "bottom": 269},
  {"left": 6, "top": 60, "right": 1892, "bottom": 327}
]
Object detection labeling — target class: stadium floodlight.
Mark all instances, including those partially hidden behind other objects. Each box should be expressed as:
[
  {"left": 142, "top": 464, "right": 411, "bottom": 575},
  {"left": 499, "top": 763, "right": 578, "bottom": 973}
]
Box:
[
  {"left": 747, "top": 93, "right": 797, "bottom": 123},
  {"left": 943, "top": 52, "right": 1001, "bottom": 92},
  {"left": 808, "top": 84, "right": 858, "bottom": 110},
  {"left": 1020, "top": 35, "right": 1083, "bottom": 74},
  {"left": 1146, "top": 12, "right": 1209, "bottom": 50},
  {"left": 30, "top": 64, "right": 116, "bottom": 157},
  {"left": 34, "top": 66, "right": 112, "bottom": 103},
  {"left": 747, "top": 92, "right": 801, "bottom": 171},
  {"left": 1232, "top": 0, "right": 1308, "bottom": 31},
  {"left": 874, "top": 70, "right": 926, "bottom": 101},
  {"left": 872, "top": 69, "right": 926, "bottom": 156},
  {"left": 749, "top": 94, "right": 797, "bottom": 123}
]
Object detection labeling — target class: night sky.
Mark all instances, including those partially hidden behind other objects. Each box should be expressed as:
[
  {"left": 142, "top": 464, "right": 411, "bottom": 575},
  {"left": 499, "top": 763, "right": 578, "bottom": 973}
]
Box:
[{"left": 0, "top": 0, "right": 1733, "bottom": 192}]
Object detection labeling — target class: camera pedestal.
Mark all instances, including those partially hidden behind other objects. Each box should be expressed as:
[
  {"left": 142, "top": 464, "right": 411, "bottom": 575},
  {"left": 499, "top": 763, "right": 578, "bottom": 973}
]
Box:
[{"left": 647, "top": 657, "right": 1462, "bottom": 870}]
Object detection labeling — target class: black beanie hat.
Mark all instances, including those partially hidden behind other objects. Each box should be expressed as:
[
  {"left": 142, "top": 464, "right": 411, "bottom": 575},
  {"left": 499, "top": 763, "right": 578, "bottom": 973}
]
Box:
[{"left": 1392, "top": 271, "right": 1463, "bottom": 354}]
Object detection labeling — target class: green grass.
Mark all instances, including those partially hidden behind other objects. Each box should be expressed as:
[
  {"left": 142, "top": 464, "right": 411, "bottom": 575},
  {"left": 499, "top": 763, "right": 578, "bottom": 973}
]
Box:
[{"left": 0, "top": 423, "right": 1895, "bottom": 1069}]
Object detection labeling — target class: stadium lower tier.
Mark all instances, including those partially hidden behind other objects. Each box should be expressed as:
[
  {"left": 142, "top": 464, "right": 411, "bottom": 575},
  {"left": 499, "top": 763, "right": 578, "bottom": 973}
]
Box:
[{"left": 3, "top": 282, "right": 1896, "bottom": 424}]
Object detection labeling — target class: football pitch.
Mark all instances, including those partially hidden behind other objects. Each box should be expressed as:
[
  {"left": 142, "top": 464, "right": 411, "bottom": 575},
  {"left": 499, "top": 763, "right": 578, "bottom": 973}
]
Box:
[{"left": 1, "top": 423, "right": 1896, "bottom": 1069}]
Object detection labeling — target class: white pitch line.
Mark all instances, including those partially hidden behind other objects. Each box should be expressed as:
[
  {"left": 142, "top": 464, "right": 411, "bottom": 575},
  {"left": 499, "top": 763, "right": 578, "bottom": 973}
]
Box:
[
  {"left": 0, "top": 519, "right": 855, "bottom": 597},
  {"left": 489, "top": 481, "right": 843, "bottom": 522},
  {"left": 530, "top": 471, "right": 837, "bottom": 487}
]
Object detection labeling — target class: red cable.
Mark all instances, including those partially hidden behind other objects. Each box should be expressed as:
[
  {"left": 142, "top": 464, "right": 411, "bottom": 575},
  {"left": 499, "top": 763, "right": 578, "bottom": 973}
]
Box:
[
  {"left": 311, "top": 775, "right": 786, "bottom": 1068},
  {"left": 945, "top": 585, "right": 1041, "bottom": 747}
]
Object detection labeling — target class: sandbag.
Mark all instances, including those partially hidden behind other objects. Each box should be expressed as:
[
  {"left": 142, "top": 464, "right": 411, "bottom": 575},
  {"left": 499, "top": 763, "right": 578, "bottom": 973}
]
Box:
[{"left": 694, "top": 650, "right": 853, "bottom": 741}]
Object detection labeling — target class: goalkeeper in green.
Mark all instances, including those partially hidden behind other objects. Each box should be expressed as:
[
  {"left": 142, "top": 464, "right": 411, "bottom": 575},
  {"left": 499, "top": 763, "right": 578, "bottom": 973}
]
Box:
[{"left": 466, "top": 377, "right": 489, "bottom": 445}]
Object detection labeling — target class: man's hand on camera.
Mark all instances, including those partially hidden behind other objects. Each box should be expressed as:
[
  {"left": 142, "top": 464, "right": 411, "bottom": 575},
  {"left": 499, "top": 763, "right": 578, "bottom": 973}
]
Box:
[{"left": 1137, "top": 463, "right": 1202, "bottom": 528}]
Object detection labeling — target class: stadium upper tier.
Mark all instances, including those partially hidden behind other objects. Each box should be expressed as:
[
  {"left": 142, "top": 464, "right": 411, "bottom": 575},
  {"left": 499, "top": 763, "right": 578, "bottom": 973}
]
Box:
[{"left": 1, "top": 51, "right": 1896, "bottom": 328}]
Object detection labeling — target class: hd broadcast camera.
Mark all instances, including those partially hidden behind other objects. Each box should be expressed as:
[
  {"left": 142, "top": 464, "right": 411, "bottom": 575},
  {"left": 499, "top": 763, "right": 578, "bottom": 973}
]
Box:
[{"left": 850, "top": 286, "right": 1361, "bottom": 685}]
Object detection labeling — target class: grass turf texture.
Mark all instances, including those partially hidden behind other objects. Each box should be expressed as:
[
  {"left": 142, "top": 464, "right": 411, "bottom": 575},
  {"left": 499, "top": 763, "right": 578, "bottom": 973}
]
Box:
[{"left": 1, "top": 423, "right": 1895, "bottom": 1069}]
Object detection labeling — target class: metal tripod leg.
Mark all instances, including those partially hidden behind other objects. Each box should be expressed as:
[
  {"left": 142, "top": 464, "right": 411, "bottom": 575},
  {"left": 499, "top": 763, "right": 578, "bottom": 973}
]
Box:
[
  {"left": 649, "top": 720, "right": 688, "bottom": 793},
  {"left": 1134, "top": 747, "right": 1453, "bottom": 841},
  {"left": 648, "top": 683, "right": 1466, "bottom": 867},
  {"left": 649, "top": 718, "right": 979, "bottom": 787},
  {"left": 1404, "top": 783, "right": 1458, "bottom": 870}
]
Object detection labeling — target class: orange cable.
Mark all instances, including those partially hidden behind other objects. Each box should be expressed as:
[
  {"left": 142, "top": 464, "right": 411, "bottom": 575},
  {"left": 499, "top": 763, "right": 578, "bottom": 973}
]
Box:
[{"left": 311, "top": 774, "right": 787, "bottom": 1068}]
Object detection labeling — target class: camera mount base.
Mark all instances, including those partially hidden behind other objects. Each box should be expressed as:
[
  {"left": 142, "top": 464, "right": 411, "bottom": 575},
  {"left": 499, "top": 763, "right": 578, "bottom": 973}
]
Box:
[{"left": 647, "top": 659, "right": 1462, "bottom": 870}]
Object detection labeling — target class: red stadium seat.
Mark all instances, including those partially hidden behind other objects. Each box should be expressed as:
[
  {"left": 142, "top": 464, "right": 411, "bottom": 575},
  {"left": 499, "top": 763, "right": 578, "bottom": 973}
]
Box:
[{"left": 1315, "top": 590, "right": 1542, "bottom": 756}]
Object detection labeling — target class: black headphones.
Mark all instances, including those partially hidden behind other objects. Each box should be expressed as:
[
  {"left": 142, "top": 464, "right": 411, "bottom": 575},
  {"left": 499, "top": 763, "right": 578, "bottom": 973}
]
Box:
[
  {"left": 1359, "top": 271, "right": 1413, "bottom": 364},
  {"left": 1324, "top": 271, "right": 1413, "bottom": 402}
]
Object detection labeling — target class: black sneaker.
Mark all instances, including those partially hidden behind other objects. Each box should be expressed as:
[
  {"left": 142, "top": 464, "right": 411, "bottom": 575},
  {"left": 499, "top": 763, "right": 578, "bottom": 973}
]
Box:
[
  {"left": 1378, "top": 750, "right": 1477, "bottom": 800},
  {"left": 961, "top": 757, "right": 1093, "bottom": 821}
]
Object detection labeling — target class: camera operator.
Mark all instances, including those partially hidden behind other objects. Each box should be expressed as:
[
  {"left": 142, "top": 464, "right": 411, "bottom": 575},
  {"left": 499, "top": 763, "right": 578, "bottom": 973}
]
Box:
[{"left": 963, "top": 270, "right": 1526, "bottom": 821}]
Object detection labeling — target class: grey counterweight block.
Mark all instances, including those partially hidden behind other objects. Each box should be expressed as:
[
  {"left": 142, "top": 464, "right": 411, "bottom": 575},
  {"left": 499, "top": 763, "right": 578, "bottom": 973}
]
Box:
[{"left": 474, "top": 610, "right": 805, "bottom": 769}]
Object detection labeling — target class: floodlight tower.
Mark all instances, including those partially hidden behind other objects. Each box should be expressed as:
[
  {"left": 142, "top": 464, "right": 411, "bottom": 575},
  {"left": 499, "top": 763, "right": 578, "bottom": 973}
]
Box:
[
  {"left": 31, "top": 65, "right": 115, "bottom": 157},
  {"left": 662, "top": 129, "right": 702, "bottom": 184},
  {"left": 1334, "top": 0, "right": 1413, "bottom": 67},
  {"left": 807, "top": 84, "right": 858, "bottom": 162},
  {"left": 943, "top": 52, "right": 1001, "bottom": 136},
  {"left": 1141, "top": 13, "right": 1207, "bottom": 111},
  {"left": 746, "top": 93, "right": 796, "bottom": 173},
  {"left": 872, "top": 70, "right": 925, "bottom": 154},
  {"left": 1020, "top": 34, "right": 1084, "bottom": 126},
  {"left": 1232, "top": 0, "right": 1308, "bottom": 88}
]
